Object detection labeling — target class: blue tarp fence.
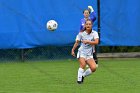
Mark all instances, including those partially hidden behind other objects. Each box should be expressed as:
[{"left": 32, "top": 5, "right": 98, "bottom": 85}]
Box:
[
  {"left": 0, "top": 0, "right": 140, "bottom": 49},
  {"left": 100, "top": 0, "right": 140, "bottom": 46}
]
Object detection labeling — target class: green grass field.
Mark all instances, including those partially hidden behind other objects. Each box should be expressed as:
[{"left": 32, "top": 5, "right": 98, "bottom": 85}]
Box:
[{"left": 0, "top": 58, "right": 140, "bottom": 93}]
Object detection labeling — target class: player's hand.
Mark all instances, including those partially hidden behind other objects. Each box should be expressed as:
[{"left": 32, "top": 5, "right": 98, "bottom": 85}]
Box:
[
  {"left": 82, "top": 40, "right": 89, "bottom": 44},
  {"left": 88, "top": 6, "right": 94, "bottom": 12},
  {"left": 71, "top": 50, "right": 76, "bottom": 57}
]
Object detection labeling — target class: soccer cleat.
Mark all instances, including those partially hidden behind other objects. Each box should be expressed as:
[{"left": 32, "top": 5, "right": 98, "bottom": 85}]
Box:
[
  {"left": 77, "top": 81, "right": 83, "bottom": 84},
  {"left": 81, "top": 76, "right": 84, "bottom": 82},
  {"left": 77, "top": 76, "right": 85, "bottom": 84}
]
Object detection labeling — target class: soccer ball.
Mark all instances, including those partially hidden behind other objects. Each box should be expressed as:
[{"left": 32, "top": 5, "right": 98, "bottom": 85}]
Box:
[{"left": 46, "top": 20, "right": 58, "bottom": 31}]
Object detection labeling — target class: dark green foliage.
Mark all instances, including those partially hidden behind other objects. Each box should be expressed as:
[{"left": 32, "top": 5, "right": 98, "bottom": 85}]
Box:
[
  {"left": 98, "top": 46, "right": 140, "bottom": 53},
  {"left": 0, "top": 46, "right": 139, "bottom": 61}
]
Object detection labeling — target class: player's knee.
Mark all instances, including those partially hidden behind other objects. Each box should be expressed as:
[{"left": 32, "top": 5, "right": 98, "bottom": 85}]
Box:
[
  {"left": 90, "top": 66, "right": 96, "bottom": 72},
  {"left": 80, "top": 64, "right": 86, "bottom": 69}
]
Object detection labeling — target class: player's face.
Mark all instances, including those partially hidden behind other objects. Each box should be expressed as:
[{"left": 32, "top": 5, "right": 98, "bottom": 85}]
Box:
[
  {"left": 83, "top": 10, "right": 90, "bottom": 18},
  {"left": 85, "top": 21, "right": 92, "bottom": 31}
]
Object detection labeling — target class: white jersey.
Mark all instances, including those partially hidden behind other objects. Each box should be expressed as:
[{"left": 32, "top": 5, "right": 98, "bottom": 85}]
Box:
[{"left": 76, "top": 30, "right": 99, "bottom": 56}]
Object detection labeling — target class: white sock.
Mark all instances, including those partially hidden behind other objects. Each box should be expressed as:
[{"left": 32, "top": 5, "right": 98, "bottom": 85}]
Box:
[
  {"left": 83, "top": 68, "right": 92, "bottom": 77},
  {"left": 77, "top": 68, "right": 84, "bottom": 81}
]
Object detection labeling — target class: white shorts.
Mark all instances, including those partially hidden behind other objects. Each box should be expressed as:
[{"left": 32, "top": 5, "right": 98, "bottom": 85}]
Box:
[{"left": 77, "top": 51, "right": 93, "bottom": 60}]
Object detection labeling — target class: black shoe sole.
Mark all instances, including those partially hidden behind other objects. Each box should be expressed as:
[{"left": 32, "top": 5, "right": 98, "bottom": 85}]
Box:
[{"left": 77, "top": 81, "right": 83, "bottom": 84}]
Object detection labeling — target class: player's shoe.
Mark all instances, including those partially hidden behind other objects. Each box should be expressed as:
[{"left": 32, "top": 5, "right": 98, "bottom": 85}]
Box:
[
  {"left": 77, "top": 81, "right": 83, "bottom": 84},
  {"left": 77, "top": 76, "right": 84, "bottom": 84},
  {"left": 81, "top": 76, "right": 84, "bottom": 82}
]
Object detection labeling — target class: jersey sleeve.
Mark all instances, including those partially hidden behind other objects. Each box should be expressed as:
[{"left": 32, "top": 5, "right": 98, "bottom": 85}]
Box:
[
  {"left": 90, "top": 12, "right": 96, "bottom": 22},
  {"left": 94, "top": 31, "right": 99, "bottom": 39},
  {"left": 80, "top": 19, "right": 85, "bottom": 31},
  {"left": 80, "top": 24, "right": 83, "bottom": 31},
  {"left": 76, "top": 32, "right": 82, "bottom": 41}
]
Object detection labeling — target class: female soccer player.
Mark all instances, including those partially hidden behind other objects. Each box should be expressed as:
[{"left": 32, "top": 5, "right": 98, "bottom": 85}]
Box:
[
  {"left": 71, "top": 19, "right": 99, "bottom": 84},
  {"left": 80, "top": 6, "right": 98, "bottom": 67},
  {"left": 80, "top": 6, "right": 96, "bottom": 32}
]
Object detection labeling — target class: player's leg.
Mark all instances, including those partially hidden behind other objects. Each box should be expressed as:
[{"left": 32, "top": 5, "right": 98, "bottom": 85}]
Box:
[
  {"left": 93, "top": 52, "right": 98, "bottom": 67},
  {"left": 77, "top": 57, "right": 86, "bottom": 84},
  {"left": 83, "top": 58, "right": 96, "bottom": 77}
]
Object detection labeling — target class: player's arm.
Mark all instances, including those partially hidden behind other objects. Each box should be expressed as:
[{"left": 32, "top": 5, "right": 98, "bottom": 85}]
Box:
[
  {"left": 82, "top": 31, "right": 99, "bottom": 45},
  {"left": 71, "top": 40, "right": 80, "bottom": 57},
  {"left": 80, "top": 19, "right": 86, "bottom": 32},
  {"left": 80, "top": 25, "right": 85, "bottom": 32},
  {"left": 82, "top": 38, "right": 99, "bottom": 45},
  {"left": 71, "top": 33, "right": 82, "bottom": 57},
  {"left": 88, "top": 6, "right": 96, "bottom": 22},
  {"left": 80, "top": 25, "right": 84, "bottom": 32}
]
